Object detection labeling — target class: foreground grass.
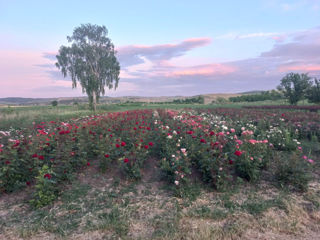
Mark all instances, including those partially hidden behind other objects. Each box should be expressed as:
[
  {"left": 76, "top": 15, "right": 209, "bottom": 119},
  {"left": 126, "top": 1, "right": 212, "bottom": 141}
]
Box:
[{"left": 0, "top": 156, "right": 319, "bottom": 240}]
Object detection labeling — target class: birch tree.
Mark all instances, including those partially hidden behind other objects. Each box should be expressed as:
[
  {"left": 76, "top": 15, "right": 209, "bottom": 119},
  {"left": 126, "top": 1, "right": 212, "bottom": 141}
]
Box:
[{"left": 56, "top": 24, "right": 120, "bottom": 111}]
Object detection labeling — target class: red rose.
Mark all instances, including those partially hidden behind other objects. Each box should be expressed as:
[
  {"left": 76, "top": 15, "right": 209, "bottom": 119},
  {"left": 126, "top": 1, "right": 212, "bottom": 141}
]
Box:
[
  {"left": 38, "top": 155, "right": 44, "bottom": 160},
  {"left": 32, "top": 153, "right": 38, "bottom": 158},
  {"left": 234, "top": 150, "right": 242, "bottom": 157},
  {"left": 144, "top": 145, "right": 149, "bottom": 149},
  {"left": 148, "top": 142, "right": 153, "bottom": 146},
  {"left": 26, "top": 181, "right": 31, "bottom": 186},
  {"left": 87, "top": 162, "right": 90, "bottom": 166},
  {"left": 200, "top": 139, "right": 206, "bottom": 143},
  {"left": 124, "top": 158, "right": 129, "bottom": 163},
  {"left": 116, "top": 144, "right": 120, "bottom": 148},
  {"left": 121, "top": 141, "right": 126, "bottom": 147},
  {"left": 229, "top": 160, "right": 234, "bottom": 165},
  {"left": 44, "top": 173, "right": 52, "bottom": 179},
  {"left": 105, "top": 154, "right": 109, "bottom": 158}
]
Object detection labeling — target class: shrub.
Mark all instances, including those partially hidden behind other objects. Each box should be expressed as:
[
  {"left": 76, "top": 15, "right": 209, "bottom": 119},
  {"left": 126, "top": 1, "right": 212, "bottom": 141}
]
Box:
[
  {"left": 30, "top": 165, "right": 59, "bottom": 208},
  {"left": 51, "top": 100, "right": 58, "bottom": 107},
  {"left": 274, "top": 152, "right": 312, "bottom": 192}
]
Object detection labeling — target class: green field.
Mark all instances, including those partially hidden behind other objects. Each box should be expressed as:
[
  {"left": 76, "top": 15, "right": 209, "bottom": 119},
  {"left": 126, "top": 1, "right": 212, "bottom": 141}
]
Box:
[{"left": 0, "top": 99, "right": 316, "bottom": 130}]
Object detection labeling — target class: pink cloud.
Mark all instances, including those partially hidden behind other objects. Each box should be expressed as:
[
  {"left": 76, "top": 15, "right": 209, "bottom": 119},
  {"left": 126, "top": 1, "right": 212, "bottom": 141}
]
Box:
[
  {"left": 0, "top": 50, "right": 84, "bottom": 97},
  {"left": 271, "top": 35, "right": 287, "bottom": 42},
  {"left": 169, "top": 64, "right": 236, "bottom": 77},
  {"left": 279, "top": 64, "right": 320, "bottom": 72}
]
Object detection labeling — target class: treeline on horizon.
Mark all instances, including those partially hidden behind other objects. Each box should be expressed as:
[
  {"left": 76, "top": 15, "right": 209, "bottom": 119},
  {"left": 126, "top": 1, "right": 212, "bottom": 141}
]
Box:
[
  {"left": 229, "top": 90, "right": 284, "bottom": 102},
  {"left": 125, "top": 96, "right": 205, "bottom": 105}
]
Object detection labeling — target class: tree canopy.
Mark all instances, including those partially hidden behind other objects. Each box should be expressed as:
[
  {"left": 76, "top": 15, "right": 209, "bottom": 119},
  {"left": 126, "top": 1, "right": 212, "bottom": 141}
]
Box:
[
  {"left": 306, "top": 78, "right": 320, "bottom": 104},
  {"left": 277, "top": 72, "right": 312, "bottom": 105},
  {"left": 56, "top": 24, "right": 120, "bottom": 111}
]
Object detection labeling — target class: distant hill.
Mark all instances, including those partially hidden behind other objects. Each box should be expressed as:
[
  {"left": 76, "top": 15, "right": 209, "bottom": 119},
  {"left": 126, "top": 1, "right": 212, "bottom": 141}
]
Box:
[
  {"left": 0, "top": 93, "right": 243, "bottom": 106},
  {"left": 0, "top": 97, "right": 56, "bottom": 105}
]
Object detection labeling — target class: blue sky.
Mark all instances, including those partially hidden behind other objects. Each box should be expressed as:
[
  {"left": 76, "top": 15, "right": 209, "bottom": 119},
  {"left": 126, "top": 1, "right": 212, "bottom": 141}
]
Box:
[{"left": 1, "top": 0, "right": 320, "bottom": 97}]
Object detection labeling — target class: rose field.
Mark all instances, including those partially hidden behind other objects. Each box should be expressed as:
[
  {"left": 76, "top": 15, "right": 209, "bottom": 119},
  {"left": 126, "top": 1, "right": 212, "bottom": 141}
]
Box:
[{"left": 0, "top": 105, "right": 319, "bottom": 239}]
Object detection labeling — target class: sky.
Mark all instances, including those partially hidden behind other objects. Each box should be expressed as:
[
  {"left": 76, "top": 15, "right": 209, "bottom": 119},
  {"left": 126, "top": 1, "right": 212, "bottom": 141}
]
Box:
[{"left": 0, "top": 0, "right": 320, "bottom": 98}]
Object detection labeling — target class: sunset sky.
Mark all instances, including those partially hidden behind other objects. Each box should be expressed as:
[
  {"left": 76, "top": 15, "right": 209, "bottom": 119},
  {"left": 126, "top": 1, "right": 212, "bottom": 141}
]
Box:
[{"left": 1, "top": 0, "right": 320, "bottom": 98}]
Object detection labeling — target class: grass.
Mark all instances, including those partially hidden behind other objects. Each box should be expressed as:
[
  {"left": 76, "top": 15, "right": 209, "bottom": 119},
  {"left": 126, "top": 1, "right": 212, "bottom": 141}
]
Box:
[{"left": 0, "top": 160, "right": 319, "bottom": 239}]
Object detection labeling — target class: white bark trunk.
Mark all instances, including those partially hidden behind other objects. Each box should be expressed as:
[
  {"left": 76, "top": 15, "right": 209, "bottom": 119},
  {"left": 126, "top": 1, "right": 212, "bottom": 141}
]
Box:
[{"left": 92, "top": 91, "right": 97, "bottom": 112}]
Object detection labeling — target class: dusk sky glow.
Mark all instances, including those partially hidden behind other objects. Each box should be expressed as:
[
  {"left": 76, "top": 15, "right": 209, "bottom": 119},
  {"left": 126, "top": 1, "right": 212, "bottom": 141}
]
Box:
[{"left": 1, "top": 0, "right": 320, "bottom": 97}]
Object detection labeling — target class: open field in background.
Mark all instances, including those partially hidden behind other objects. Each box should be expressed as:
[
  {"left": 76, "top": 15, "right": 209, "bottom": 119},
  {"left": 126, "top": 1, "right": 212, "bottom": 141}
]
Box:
[
  {"left": 0, "top": 93, "right": 242, "bottom": 106},
  {"left": 0, "top": 97, "right": 318, "bottom": 131},
  {"left": 0, "top": 101, "right": 319, "bottom": 239}
]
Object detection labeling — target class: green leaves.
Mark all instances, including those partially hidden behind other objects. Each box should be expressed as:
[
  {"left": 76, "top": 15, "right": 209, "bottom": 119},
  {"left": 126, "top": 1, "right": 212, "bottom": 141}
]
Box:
[{"left": 278, "top": 72, "right": 312, "bottom": 105}]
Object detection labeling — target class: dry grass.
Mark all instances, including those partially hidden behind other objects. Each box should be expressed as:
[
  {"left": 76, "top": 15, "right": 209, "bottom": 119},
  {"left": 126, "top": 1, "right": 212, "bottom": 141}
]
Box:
[{"left": 0, "top": 159, "right": 319, "bottom": 240}]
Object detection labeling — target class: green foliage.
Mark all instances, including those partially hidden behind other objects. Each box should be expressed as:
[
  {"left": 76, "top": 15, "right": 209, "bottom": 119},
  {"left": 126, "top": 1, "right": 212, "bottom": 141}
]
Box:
[
  {"left": 51, "top": 100, "right": 58, "bottom": 107},
  {"left": 30, "top": 165, "right": 59, "bottom": 208},
  {"left": 274, "top": 152, "right": 312, "bottom": 192},
  {"left": 56, "top": 24, "right": 120, "bottom": 111},
  {"left": 241, "top": 196, "right": 286, "bottom": 215},
  {"left": 172, "top": 96, "right": 204, "bottom": 104},
  {"left": 234, "top": 141, "right": 270, "bottom": 182},
  {"left": 214, "top": 97, "right": 229, "bottom": 104},
  {"left": 306, "top": 78, "right": 320, "bottom": 104},
  {"left": 229, "top": 90, "right": 283, "bottom": 102},
  {"left": 277, "top": 72, "right": 312, "bottom": 105}
]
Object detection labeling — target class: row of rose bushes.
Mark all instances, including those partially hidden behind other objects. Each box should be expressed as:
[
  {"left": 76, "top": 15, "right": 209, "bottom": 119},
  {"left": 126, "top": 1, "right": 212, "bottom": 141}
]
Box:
[
  {"left": 156, "top": 109, "right": 313, "bottom": 192},
  {"left": 0, "top": 108, "right": 315, "bottom": 207},
  {"left": 0, "top": 110, "right": 159, "bottom": 206},
  {"left": 204, "top": 108, "right": 320, "bottom": 141}
]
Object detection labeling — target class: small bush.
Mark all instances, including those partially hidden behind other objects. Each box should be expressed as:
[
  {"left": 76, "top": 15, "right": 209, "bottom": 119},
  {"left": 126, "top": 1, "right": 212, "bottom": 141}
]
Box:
[
  {"left": 51, "top": 100, "right": 58, "bottom": 107},
  {"left": 274, "top": 152, "right": 312, "bottom": 192},
  {"left": 30, "top": 165, "right": 59, "bottom": 208}
]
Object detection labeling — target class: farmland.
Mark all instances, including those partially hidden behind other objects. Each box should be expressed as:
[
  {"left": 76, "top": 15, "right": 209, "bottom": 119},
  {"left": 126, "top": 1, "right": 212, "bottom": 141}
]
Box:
[{"left": 0, "top": 103, "right": 319, "bottom": 239}]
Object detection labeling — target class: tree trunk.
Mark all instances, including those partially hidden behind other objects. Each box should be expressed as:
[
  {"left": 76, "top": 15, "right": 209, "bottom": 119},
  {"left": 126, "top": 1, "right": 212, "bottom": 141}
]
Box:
[{"left": 92, "top": 91, "right": 97, "bottom": 112}]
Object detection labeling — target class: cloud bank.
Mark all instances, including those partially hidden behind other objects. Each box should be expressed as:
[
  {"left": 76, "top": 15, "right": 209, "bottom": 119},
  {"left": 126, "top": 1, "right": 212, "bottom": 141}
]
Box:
[{"left": 1, "top": 26, "right": 320, "bottom": 98}]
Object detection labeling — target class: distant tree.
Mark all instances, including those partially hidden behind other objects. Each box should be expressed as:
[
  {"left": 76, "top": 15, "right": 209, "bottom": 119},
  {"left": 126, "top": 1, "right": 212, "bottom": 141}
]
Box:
[
  {"left": 277, "top": 73, "right": 312, "bottom": 105},
  {"left": 306, "top": 78, "right": 320, "bottom": 104},
  {"left": 51, "top": 100, "right": 58, "bottom": 107},
  {"left": 229, "top": 90, "right": 283, "bottom": 103},
  {"left": 215, "top": 97, "right": 228, "bottom": 104},
  {"left": 56, "top": 24, "right": 120, "bottom": 111}
]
